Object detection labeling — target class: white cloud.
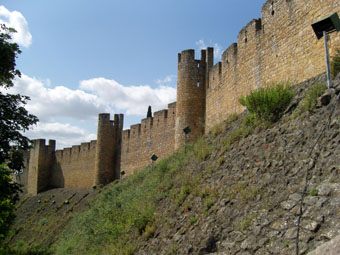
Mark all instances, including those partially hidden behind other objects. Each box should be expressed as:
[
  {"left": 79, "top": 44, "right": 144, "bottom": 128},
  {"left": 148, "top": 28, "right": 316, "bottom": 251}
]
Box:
[
  {"left": 80, "top": 77, "right": 176, "bottom": 116},
  {"left": 195, "top": 39, "right": 223, "bottom": 60},
  {"left": 25, "top": 122, "right": 97, "bottom": 149},
  {"left": 9, "top": 74, "right": 110, "bottom": 122},
  {"left": 2, "top": 73, "right": 177, "bottom": 148},
  {"left": 0, "top": 5, "right": 32, "bottom": 47},
  {"left": 155, "top": 75, "right": 177, "bottom": 87}
]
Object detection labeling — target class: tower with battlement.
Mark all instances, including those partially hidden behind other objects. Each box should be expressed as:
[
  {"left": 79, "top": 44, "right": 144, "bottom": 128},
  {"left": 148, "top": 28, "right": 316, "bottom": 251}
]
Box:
[
  {"left": 20, "top": 0, "right": 340, "bottom": 194},
  {"left": 174, "top": 48, "right": 212, "bottom": 149},
  {"left": 27, "top": 139, "right": 56, "bottom": 195},
  {"left": 94, "top": 113, "right": 123, "bottom": 186}
]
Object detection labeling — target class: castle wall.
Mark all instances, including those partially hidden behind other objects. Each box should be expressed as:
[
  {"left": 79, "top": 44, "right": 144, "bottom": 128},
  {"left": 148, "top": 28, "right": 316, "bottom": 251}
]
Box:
[
  {"left": 205, "top": 0, "right": 340, "bottom": 132},
  {"left": 27, "top": 139, "right": 55, "bottom": 195},
  {"left": 50, "top": 141, "right": 97, "bottom": 189},
  {"left": 121, "top": 102, "right": 176, "bottom": 176},
  {"left": 22, "top": 0, "right": 340, "bottom": 193},
  {"left": 175, "top": 49, "right": 206, "bottom": 149}
]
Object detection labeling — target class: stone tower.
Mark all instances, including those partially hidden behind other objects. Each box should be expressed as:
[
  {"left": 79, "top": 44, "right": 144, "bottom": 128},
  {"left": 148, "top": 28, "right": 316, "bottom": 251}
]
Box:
[
  {"left": 175, "top": 48, "right": 213, "bottom": 149},
  {"left": 27, "top": 139, "right": 56, "bottom": 195},
  {"left": 94, "top": 113, "right": 123, "bottom": 186}
]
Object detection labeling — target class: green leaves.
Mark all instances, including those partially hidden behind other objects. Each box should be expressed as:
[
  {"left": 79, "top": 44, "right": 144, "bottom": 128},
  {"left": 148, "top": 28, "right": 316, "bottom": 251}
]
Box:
[
  {"left": 0, "top": 24, "right": 21, "bottom": 89},
  {"left": 0, "top": 164, "right": 22, "bottom": 241},
  {"left": 238, "top": 81, "right": 293, "bottom": 123}
]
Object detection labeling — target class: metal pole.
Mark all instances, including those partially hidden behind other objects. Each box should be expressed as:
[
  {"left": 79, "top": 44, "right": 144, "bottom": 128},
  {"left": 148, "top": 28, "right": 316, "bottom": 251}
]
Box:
[{"left": 324, "top": 31, "right": 332, "bottom": 88}]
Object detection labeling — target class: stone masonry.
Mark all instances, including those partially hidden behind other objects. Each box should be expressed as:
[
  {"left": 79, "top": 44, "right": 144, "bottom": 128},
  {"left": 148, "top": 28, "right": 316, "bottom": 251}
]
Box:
[{"left": 22, "top": 0, "right": 340, "bottom": 194}]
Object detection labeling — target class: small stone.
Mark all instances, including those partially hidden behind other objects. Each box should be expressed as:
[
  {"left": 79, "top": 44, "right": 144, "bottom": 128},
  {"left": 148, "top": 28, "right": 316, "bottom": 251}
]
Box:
[
  {"left": 304, "top": 220, "right": 321, "bottom": 232},
  {"left": 317, "top": 184, "right": 332, "bottom": 196},
  {"left": 281, "top": 200, "right": 297, "bottom": 210},
  {"left": 272, "top": 219, "right": 289, "bottom": 230},
  {"left": 284, "top": 227, "right": 297, "bottom": 239},
  {"left": 289, "top": 193, "right": 301, "bottom": 201},
  {"left": 320, "top": 89, "right": 335, "bottom": 106}
]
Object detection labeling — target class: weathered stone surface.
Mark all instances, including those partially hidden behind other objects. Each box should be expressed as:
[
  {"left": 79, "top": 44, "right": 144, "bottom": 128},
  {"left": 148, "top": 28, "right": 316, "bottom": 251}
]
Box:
[{"left": 309, "top": 235, "right": 340, "bottom": 255}]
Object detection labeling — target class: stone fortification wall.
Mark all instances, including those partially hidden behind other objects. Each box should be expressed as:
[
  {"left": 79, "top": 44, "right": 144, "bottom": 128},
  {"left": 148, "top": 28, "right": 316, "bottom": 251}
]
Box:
[
  {"left": 22, "top": 0, "right": 340, "bottom": 193},
  {"left": 27, "top": 139, "right": 55, "bottom": 195},
  {"left": 205, "top": 0, "right": 340, "bottom": 131},
  {"left": 51, "top": 140, "right": 97, "bottom": 189},
  {"left": 121, "top": 102, "right": 176, "bottom": 176},
  {"left": 175, "top": 49, "right": 208, "bottom": 149}
]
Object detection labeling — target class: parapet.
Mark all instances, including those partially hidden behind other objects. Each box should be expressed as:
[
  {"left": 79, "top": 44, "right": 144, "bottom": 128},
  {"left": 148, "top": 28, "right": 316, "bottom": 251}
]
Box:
[
  {"left": 178, "top": 49, "right": 195, "bottom": 63},
  {"left": 222, "top": 43, "right": 238, "bottom": 66}
]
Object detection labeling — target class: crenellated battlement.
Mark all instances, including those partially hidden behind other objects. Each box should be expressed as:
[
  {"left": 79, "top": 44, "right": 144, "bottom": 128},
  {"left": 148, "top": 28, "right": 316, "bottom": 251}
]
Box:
[
  {"left": 23, "top": 0, "right": 340, "bottom": 194},
  {"left": 120, "top": 102, "right": 176, "bottom": 175}
]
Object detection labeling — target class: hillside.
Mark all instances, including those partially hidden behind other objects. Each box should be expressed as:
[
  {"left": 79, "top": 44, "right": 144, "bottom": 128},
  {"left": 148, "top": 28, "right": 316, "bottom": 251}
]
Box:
[{"left": 5, "top": 74, "right": 340, "bottom": 254}]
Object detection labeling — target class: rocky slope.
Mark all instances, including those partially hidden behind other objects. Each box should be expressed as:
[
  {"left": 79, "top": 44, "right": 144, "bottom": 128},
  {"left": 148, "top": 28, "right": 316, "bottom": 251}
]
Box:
[
  {"left": 134, "top": 74, "right": 340, "bottom": 255},
  {"left": 6, "top": 74, "right": 340, "bottom": 255}
]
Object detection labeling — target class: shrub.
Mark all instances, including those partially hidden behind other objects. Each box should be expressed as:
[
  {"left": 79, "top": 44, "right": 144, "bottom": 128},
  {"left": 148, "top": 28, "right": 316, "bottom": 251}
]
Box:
[
  {"left": 238, "top": 81, "right": 293, "bottom": 122},
  {"left": 331, "top": 48, "right": 340, "bottom": 79}
]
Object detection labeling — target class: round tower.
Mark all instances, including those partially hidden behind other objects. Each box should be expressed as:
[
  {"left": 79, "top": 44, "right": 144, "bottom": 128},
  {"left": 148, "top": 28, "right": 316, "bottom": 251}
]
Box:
[{"left": 175, "top": 49, "right": 207, "bottom": 150}]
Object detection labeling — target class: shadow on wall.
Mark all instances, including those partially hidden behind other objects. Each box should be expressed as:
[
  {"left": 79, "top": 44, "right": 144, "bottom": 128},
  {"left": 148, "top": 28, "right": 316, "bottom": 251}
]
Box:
[{"left": 50, "top": 162, "right": 64, "bottom": 189}]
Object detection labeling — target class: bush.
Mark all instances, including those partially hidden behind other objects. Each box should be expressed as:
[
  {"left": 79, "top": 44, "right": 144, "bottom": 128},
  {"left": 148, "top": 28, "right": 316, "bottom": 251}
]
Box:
[
  {"left": 238, "top": 81, "right": 293, "bottom": 122},
  {"left": 331, "top": 48, "right": 340, "bottom": 79}
]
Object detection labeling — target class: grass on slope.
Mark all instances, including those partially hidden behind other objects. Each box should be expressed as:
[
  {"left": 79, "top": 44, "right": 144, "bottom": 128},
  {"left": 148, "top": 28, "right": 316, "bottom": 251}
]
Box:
[
  {"left": 55, "top": 146, "right": 195, "bottom": 255},
  {"left": 54, "top": 81, "right": 295, "bottom": 255}
]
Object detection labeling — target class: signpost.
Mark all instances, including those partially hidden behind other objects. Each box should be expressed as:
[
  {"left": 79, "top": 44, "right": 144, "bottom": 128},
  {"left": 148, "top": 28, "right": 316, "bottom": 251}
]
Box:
[
  {"left": 312, "top": 13, "right": 340, "bottom": 88},
  {"left": 151, "top": 154, "right": 158, "bottom": 171}
]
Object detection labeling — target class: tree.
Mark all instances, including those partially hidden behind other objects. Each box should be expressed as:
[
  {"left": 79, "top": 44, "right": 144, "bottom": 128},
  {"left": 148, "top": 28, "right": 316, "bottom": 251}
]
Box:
[
  {"left": 147, "top": 105, "right": 152, "bottom": 118},
  {"left": 0, "top": 24, "right": 38, "bottom": 242}
]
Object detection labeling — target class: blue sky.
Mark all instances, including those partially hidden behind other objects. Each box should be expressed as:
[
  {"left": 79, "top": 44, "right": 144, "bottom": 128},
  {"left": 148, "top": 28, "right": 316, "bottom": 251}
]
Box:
[{"left": 1, "top": 0, "right": 267, "bottom": 149}]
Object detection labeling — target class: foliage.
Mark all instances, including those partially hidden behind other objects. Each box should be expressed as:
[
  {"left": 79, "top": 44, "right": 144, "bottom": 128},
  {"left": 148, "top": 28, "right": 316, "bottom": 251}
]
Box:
[
  {"left": 238, "top": 81, "right": 293, "bottom": 123},
  {"left": 55, "top": 149, "right": 190, "bottom": 255},
  {"left": 299, "top": 83, "right": 326, "bottom": 112},
  {"left": 0, "top": 25, "right": 38, "bottom": 171},
  {"left": 146, "top": 105, "right": 152, "bottom": 118},
  {"left": 191, "top": 137, "right": 213, "bottom": 162},
  {"left": 0, "top": 164, "right": 21, "bottom": 242},
  {"left": 222, "top": 114, "right": 255, "bottom": 153},
  {"left": 331, "top": 48, "right": 340, "bottom": 79},
  {"left": 0, "top": 24, "right": 37, "bottom": 245}
]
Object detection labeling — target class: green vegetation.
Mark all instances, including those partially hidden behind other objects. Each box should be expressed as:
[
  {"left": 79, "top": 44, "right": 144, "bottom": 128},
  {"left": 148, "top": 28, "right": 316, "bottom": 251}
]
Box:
[
  {"left": 222, "top": 115, "right": 255, "bottom": 153},
  {"left": 8, "top": 78, "right": 302, "bottom": 254},
  {"left": 309, "top": 188, "right": 319, "bottom": 196},
  {"left": 189, "top": 216, "right": 198, "bottom": 224},
  {"left": 238, "top": 214, "right": 257, "bottom": 233},
  {"left": 55, "top": 148, "right": 190, "bottom": 255},
  {"left": 192, "top": 137, "right": 213, "bottom": 162},
  {"left": 297, "top": 82, "right": 327, "bottom": 115},
  {"left": 0, "top": 24, "right": 38, "bottom": 251},
  {"left": 331, "top": 48, "right": 340, "bottom": 79},
  {"left": 239, "top": 81, "right": 293, "bottom": 123}
]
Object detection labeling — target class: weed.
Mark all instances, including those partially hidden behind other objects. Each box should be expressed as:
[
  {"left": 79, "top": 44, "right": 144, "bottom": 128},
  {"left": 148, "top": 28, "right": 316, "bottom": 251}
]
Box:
[
  {"left": 189, "top": 216, "right": 198, "bottom": 224},
  {"left": 226, "top": 113, "right": 239, "bottom": 124},
  {"left": 143, "top": 224, "right": 156, "bottom": 240},
  {"left": 192, "top": 137, "right": 213, "bottom": 162},
  {"left": 221, "top": 114, "right": 255, "bottom": 153},
  {"left": 211, "top": 122, "right": 224, "bottom": 137},
  {"left": 238, "top": 214, "right": 257, "bottom": 232},
  {"left": 299, "top": 82, "right": 327, "bottom": 112},
  {"left": 239, "top": 81, "right": 293, "bottom": 122},
  {"left": 309, "top": 188, "right": 319, "bottom": 196},
  {"left": 166, "top": 243, "right": 178, "bottom": 255}
]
